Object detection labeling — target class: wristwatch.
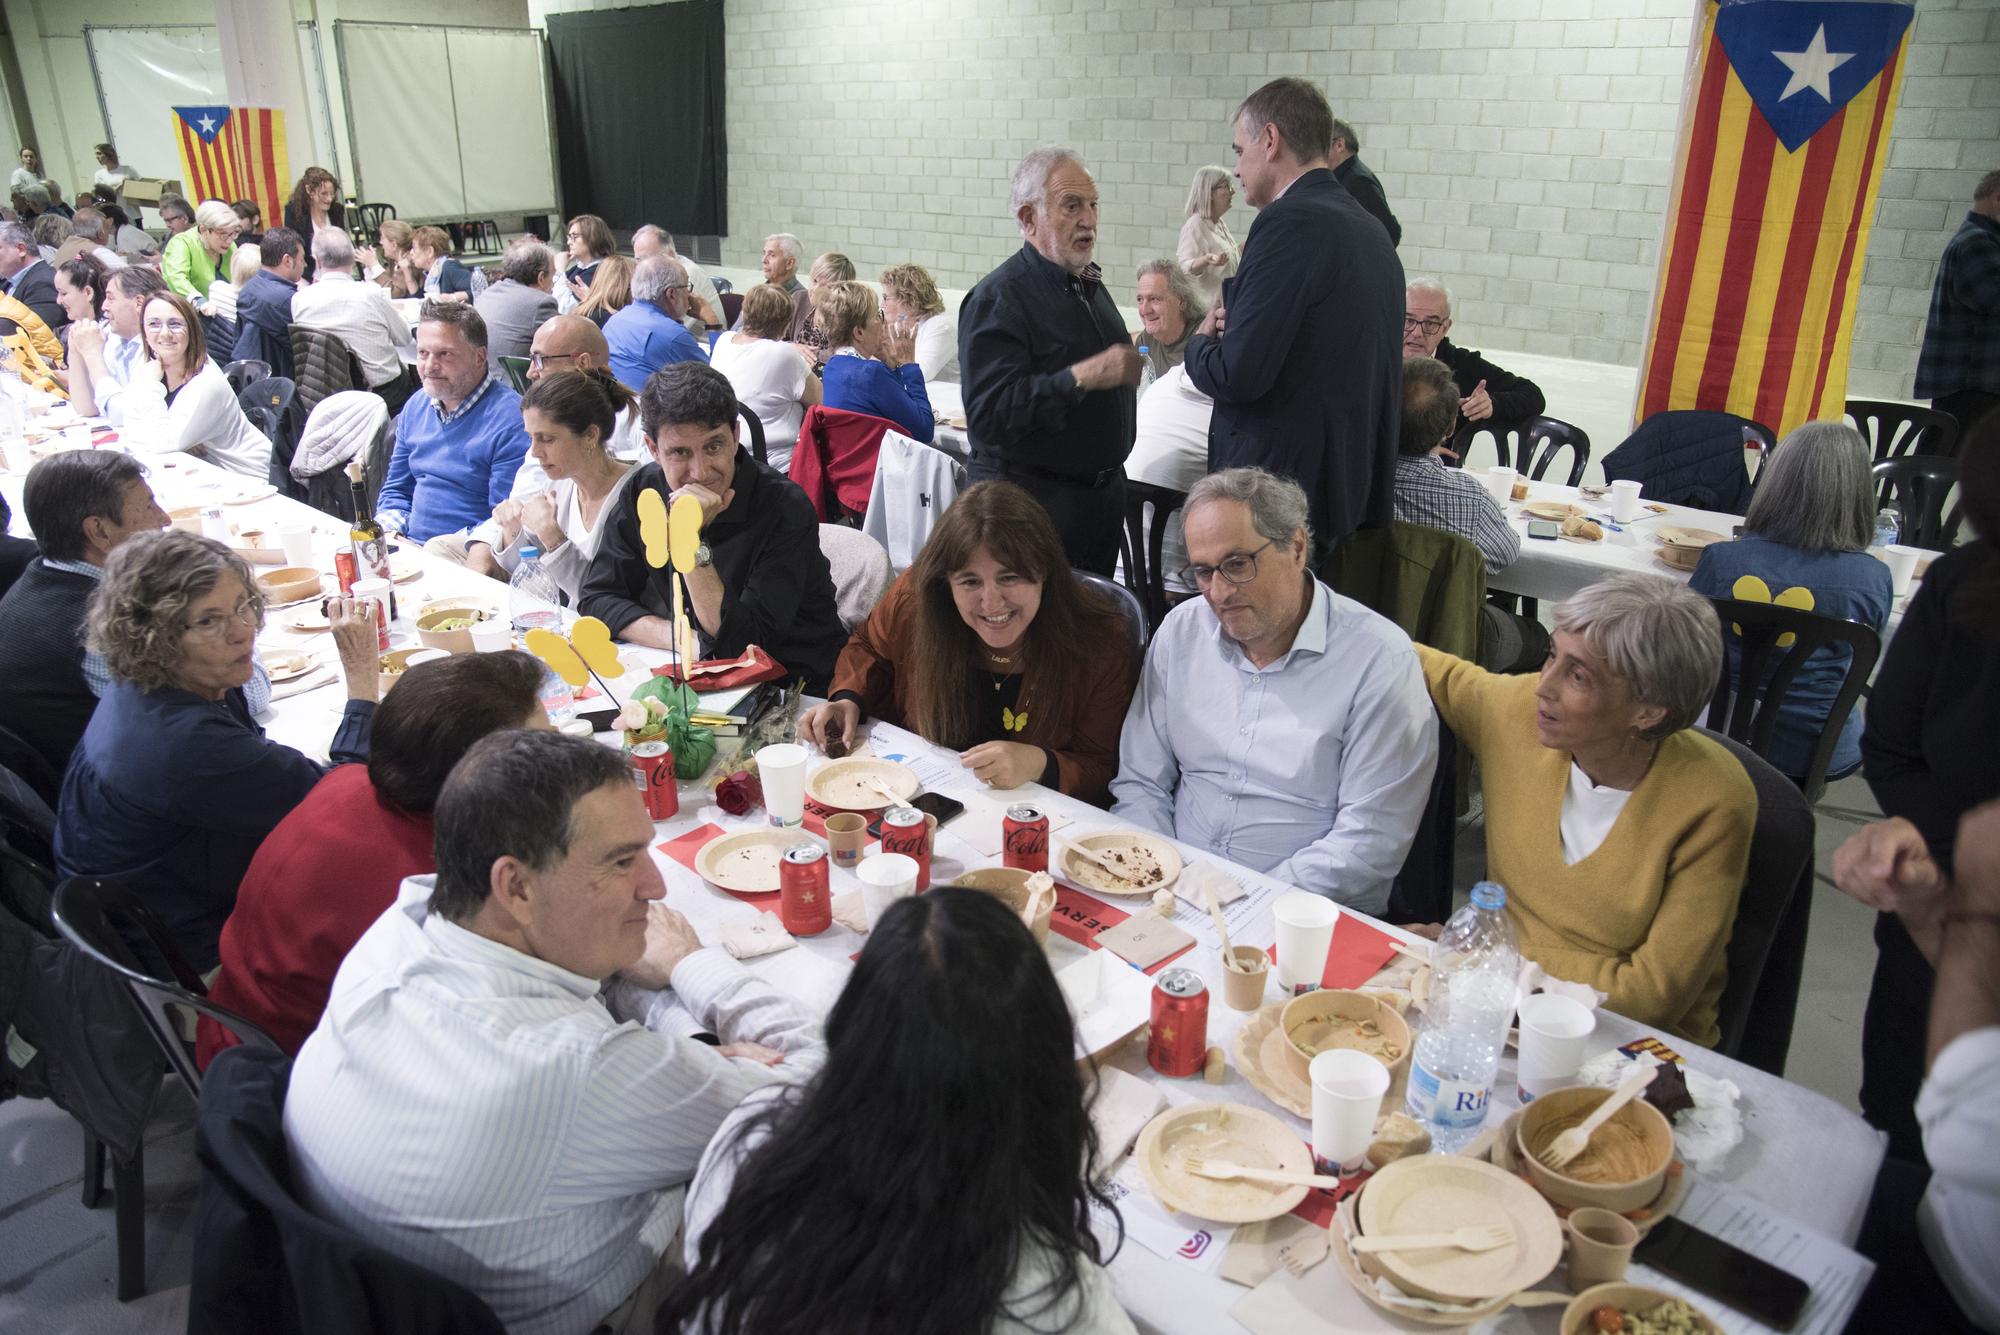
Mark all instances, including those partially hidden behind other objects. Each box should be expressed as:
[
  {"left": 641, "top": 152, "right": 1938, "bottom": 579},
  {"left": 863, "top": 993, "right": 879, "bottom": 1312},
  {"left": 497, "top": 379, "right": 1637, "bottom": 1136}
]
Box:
[{"left": 693, "top": 542, "right": 713, "bottom": 568}]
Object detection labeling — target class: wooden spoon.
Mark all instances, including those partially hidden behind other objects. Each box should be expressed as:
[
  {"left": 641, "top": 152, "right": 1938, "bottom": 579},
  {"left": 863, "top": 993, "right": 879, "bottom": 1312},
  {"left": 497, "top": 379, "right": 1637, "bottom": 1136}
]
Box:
[{"left": 1202, "top": 873, "right": 1247, "bottom": 971}]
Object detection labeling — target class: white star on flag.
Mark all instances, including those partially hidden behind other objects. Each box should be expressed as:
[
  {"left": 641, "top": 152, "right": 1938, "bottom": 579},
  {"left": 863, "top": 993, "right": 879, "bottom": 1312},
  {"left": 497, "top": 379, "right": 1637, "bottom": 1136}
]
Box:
[
  {"left": 197, "top": 114, "right": 217, "bottom": 134},
  {"left": 1773, "top": 24, "right": 1855, "bottom": 103}
]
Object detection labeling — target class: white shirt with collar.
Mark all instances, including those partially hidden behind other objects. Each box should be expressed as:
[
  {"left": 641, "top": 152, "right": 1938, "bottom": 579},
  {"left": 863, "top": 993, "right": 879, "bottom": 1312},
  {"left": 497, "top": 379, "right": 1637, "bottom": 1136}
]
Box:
[
  {"left": 1917, "top": 1026, "right": 2000, "bottom": 1329},
  {"left": 285, "top": 875, "right": 824, "bottom": 1335},
  {"left": 93, "top": 325, "right": 146, "bottom": 426},
  {"left": 1111, "top": 577, "right": 1438, "bottom": 914},
  {"left": 291, "top": 271, "right": 414, "bottom": 389}
]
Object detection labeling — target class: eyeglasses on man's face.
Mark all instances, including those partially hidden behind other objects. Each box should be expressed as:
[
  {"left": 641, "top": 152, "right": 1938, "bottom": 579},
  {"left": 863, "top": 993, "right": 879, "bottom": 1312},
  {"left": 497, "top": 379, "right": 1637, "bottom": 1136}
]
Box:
[
  {"left": 1403, "top": 315, "right": 1446, "bottom": 335},
  {"left": 1177, "top": 539, "right": 1275, "bottom": 590},
  {"left": 529, "top": 350, "right": 576, "bottom": 370}
]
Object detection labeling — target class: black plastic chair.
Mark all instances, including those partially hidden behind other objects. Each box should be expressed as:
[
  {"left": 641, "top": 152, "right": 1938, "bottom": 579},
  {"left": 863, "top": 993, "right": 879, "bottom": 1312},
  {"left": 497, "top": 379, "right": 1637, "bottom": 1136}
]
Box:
[
  {"left": 1075, "top": 570, "right": 1147, "bottom": 653},
  {"left": 1845, "top": 398, "right": 1961, "bottom": 464},
  {"left": 1871, "top": 455, "right": 1962, "bottom": 550},
  {"left": 1119, "top": 479, "right": 1186, "bottom": 635},
  {"left": 1384, "top": 713, "right": 1457, "bottom": 926},
  {"left": 1705, "top": 598, "right": 1881, "bottom": 805},
  {"left": 1448, "top": 415, "right": 1592, "bottom": 486},
  {"left": 497, "top": 356, "right": 530, "bottom": 394},
  {"left": 224, "top": 358, "right": 272, "bottom": 395},
  {"left": 720, "top": 292, "right": 744, "bottom": 328},
  {"left": 239, "top": 375, "right": 298, "bottom": 443},
  {"left": 739, "top": 402, "right": 768, "bottom": 465},
  {"left": 353, "top": 201, "right": 396, "bottom": 247},
  {"left": 0, "top": 718, "right": 60, "bottom": 808},
  {"left": 1703, "top": 730, "right": 1816, "bottom": 1075},
  {"left": 191, "top": 1046, "right": 506, "bottom": 1334},
  {"left": 0, "top": 758, "right": 54, "bottom": 881}
]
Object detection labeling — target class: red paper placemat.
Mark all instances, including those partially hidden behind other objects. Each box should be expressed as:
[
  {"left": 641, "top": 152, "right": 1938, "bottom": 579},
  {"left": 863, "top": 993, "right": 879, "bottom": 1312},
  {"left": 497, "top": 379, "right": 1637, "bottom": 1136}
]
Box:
[
  {"left": 657, "top": 823, "right": 780, "bottom": 907},
  {"left": 1288, "top": 1162, "right": 1373, "bottom": 1229},
  {"left": 1267, "top": 911, "right": 1402, "bottom": 991},
  {"left": 1050, "top": 883, "right": 1194, "bottom": 975}
]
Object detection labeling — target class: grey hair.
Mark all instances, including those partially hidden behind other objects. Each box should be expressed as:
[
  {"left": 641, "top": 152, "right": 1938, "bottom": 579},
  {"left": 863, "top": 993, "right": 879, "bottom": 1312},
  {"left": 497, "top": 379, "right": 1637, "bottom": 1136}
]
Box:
[
  {"left": 86, "top": 530, "right": 265, "bottom": 693},
  {"left": 1136, "top": 258, "right": 1208, "bottom": 325},
  {"left": 1331, "top": 117, "right": 1360, "bottom": 152},
  {"left": 633, "top": 223, "right": 671, "bottom": 251},
  {"left": 630, "top": 254, "right": 686, "bottom": 305},
  {"left": 1743, "top": 420, "right": 1876, "bottom": 553},
  {"left": 193, "top": 199, "right": 238, "bottom": 231},
  {"left": 763, "top": 233, "right": 802, "bottom": 264},
  {"left": 0, "top": 221, "right": 33, "bottom": 250},
  {"left": 1185, "top": 165, "right": 1232, "bottom": 221},
  {"left": 16, "top": 183, "right": 49, "bottom": 208},
  {"left": 1551, "top": 572, "right": 1721, "bottom": 740},
  {"left": 418, "top": 298, "right": 488, "bottom": 351},
  {"left": 500, "top": 237, "right": 554, "bottom": 287},
  {"left": 32, "top": 213, "right": 66, "bottom": 249},
  {"left": 1399, "top": 356, "right": 1461, "bottom": 456},
  {"left": 1406, "top": 275, "right": 1453, "bottom": 319},
  {"left": 312, "top": 226, "right": 355, "bottom": 269},
  {"left": 1185, "top": 466, "right": 1314, "bottom": 549},
  {"left": 1009, "top": 146, "right": 1084, "bottom": 217}
]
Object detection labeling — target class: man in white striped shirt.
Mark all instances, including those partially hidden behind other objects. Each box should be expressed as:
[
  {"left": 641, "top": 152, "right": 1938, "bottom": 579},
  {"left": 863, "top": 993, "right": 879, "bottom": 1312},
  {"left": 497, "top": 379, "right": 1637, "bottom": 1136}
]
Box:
[{"left": 286, "top": 731, "right": 821, "bottom": 1335}]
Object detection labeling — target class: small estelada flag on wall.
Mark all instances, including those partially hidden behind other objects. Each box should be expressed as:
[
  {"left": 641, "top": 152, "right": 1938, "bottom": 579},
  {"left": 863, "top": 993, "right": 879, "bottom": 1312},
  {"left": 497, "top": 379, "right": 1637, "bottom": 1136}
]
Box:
[
  {"left": 1635, "top": 0, "right": 1915, "bottom": 436},
  {"left": 170, "top": 105, "right": 291, "bottom": 230}
]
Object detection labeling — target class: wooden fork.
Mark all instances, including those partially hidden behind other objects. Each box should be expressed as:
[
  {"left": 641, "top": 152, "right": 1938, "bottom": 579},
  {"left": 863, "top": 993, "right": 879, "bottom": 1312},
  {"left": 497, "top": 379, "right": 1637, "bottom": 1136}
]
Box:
[
  {"left": 1066, "top": 842, "right": 1145, "bottom": 886},
  {"left": 1183, "top": 1155, "right": 1343, "bottom": 1190},
  {"left": 1350, "top": 1223, "right": 1514, "bottom": 1255},
  {"left": 1276, "top": 1233, "right": 1330, "bottom": 1276},
  {"left": 1535, "top": 1065, "right": 1658, "bottom": 1171}
]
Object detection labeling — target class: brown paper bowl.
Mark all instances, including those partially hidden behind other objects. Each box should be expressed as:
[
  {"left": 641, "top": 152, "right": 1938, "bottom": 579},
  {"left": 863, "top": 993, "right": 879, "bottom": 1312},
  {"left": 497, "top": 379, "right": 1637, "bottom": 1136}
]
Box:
[
  {"left": 415, "top": 605, "right": 491, "bottom": 655},
  {"left": 1278, "top": 989, "right": 1411, "bottom": 1111},
  {"left": 378, "top": 647, "right": 425, "bottom": 696},
  {"left": 1562, "top": 1283, "right": 1721, "bottom": 1335},
  {"left": 231, "top": 530, "right": 286, "bottom": 564},
  {"left": 948, "top": 868, "right": 1053, "bottom": 944},
  {"left": 256, "top": 566, "right": 323, "bottom": 604},
  {"left": 1517, "top": 1085, "right": 1675, "bottom": 1213}
]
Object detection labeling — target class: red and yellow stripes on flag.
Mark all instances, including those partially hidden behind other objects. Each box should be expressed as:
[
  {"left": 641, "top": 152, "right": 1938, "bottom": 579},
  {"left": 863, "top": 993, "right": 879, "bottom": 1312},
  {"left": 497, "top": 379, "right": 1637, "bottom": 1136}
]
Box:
[
  {"left": 171, "top": 108, "right": 290, "bottom": 227},
  {"left": 1636, "top": 2, "right": 1908, "bottom": 434}
]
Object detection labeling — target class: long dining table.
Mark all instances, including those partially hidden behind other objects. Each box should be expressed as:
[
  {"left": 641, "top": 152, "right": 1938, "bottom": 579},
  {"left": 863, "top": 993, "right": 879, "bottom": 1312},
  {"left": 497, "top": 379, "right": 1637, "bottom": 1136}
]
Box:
[{"left": 1, "top": 426, "right": 1884, "bottom": 1334}]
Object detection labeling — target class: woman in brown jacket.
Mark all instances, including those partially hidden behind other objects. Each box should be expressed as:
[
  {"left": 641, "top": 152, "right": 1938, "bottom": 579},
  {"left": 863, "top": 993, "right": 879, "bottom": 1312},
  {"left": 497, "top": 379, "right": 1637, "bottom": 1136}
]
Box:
[{"left": 798, "top": 482, "right": 1138, "bottom": 806}]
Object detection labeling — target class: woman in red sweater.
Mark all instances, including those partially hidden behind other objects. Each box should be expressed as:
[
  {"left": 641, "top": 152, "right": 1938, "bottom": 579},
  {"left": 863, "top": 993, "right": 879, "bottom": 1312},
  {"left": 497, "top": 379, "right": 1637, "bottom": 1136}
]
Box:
[{"left": 196, "top": 650, "right": 550, "bottom": 1067}]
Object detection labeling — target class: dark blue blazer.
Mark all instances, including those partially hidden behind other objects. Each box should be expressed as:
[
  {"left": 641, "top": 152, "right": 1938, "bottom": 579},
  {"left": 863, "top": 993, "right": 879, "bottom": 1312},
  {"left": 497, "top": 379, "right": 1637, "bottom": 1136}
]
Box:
[
  {"left": 233, "top": 270, "right": 297, "bottom": 379},
  {"left": 1184, "top": 167, "right": 1404, "bottom": 546}
]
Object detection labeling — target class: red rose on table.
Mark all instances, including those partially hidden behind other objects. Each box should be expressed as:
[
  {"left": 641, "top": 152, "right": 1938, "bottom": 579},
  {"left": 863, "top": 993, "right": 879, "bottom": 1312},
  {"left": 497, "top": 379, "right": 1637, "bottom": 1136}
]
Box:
[{"left": 715, "top": 771, "right": 763, "bottom": 816}]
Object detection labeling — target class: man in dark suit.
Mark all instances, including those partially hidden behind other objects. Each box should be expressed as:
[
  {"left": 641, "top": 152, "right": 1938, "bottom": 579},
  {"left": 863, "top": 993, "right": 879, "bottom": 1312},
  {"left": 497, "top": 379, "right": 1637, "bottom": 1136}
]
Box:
[
  {"left": 0, "top": 220, "right": 68, "bottom": 330},
  {"left": 1183, "top": 78, "right": 1405, "bottom": 553},
  {"left": 1330, "top": 118, "right": 1401, "bottom": 248},
  {"left": 235, "top": 227, "right": 307, "bottom": 380}
]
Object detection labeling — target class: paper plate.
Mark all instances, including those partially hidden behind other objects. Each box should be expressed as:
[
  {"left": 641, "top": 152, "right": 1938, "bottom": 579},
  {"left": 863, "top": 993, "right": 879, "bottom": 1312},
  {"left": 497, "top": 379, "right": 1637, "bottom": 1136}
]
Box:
[
  {"left": 262, "top": 651, "right": 316, "bottom": 683},
  {"left": 1521, "top": 500, "right": 1587, "bottom": 523},
  {"left": 387, "top": 553, "right": 424, "bottom": 584},
  {"left": 223, "top": 484, "right": 278, "bottom": 506},
  {"left": 1655, "top": 526, "right": 1727, "bottom": 549},
  {"left": 1061, "top": 830, "right": 1182, "bottom": 896},
  {"left": 1488, "top": 1110, "right": 1689, "bottom": 1235},
  {"left": 805, "top": 758, "right": 920, "bottom": 811},
  {"left": 1135, "top": 1101, "right": 1313, "bottom": 1224},
  {"left": 285, "top": 609, "right": 332, "bottom": 633},
  {"left": 1355, "top": 1155, "right": 1563, "bottom": 1304},
  {"left": 1330, "top": 1194, "right": 1516, "bottom": 1328},
  {"left": 694, "top": 828, "right": 818, "bottom": 895},
  {"left": 1231, "top": 1002, "right": 1312, "bottom": 1118}
]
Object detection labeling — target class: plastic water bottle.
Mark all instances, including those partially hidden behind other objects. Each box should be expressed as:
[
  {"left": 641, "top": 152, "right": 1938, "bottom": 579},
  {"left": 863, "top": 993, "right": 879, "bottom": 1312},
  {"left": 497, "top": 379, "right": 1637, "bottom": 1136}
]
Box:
[
  {"left": 1136, "top": 344, "right": 1155, "bottom": 392},
  {"left": 1406, "top": 882, "right": 1520, "bottom": 1153},
  {"left": 1873, "top": 507, "right": 1900, "bottom": 550},
  {"left": 508, "top": 542, "right": 564, "bottom": 633},
  {"left": 535, "top": 664, "right": 574, "bottom": 726}
]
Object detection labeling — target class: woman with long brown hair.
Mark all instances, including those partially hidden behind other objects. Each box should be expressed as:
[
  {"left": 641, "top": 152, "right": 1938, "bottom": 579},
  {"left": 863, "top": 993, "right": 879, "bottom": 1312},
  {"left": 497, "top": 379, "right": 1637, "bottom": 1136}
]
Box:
[
  {"left": 283, "top": 165, "right": 344, "bottom": 280},
  {"left": 798, "top": 482, "right": 1138, "bottom": 803}
]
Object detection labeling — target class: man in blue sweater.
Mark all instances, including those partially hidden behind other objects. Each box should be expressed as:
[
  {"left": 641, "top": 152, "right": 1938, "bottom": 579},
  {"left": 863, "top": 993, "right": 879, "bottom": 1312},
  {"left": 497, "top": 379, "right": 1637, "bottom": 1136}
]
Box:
[
  {"left": 603, "top": 255, "right": 706, "bottom": 393},
  {"left": 378, "top": 302, "right": 530, "bottom": 543}
]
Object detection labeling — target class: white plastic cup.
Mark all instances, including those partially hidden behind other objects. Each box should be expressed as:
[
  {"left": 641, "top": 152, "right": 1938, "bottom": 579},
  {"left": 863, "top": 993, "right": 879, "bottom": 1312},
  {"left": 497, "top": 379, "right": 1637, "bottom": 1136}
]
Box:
[
  {"left": 277, "top": 523, "right": 315, "bottom": 567},
  {"left": 857, "top": 852, "right": 918, "bottom": 928},
  {"left": 468, "top": 619, "right": 513, "bottom": 653},
  {"left": 757, "top": 742, "right": 809, "bottom": 828},
  {"left": 1881, "top": 543, "right": 1921, "bottom": 596},
  {"left": 1479, "top": 465, "right": 1517, "bottom": 504},
  {"left": 1272, "top": 891, "right": 1340, "bottom": 995},
  {"left": 1515, "top": 992, "right": 1596, "bottom": 1102},
  {"left": 1610, "top": 479, "right": 1644, "bottom": 521},
  {"left": 1309, "top": 1048, "right": 1391, "bottom": 1173}
]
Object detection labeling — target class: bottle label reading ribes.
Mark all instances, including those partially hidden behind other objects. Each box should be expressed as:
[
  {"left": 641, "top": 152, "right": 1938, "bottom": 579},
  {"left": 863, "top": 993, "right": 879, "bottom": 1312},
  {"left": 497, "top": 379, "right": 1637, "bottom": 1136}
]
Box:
[{"left": 1408, "top": 1063, "right": 1491, "bottom": 1133}]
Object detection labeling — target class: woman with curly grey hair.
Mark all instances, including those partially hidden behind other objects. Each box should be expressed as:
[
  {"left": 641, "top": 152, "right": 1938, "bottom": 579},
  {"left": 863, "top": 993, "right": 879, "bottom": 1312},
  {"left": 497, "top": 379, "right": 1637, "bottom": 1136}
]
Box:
[
  {"left": 53, "top": 529, "right": 382, "bottom": 970},
  {"left": 1417, "top": 571, "right": 1756, "bottom": 1046}
]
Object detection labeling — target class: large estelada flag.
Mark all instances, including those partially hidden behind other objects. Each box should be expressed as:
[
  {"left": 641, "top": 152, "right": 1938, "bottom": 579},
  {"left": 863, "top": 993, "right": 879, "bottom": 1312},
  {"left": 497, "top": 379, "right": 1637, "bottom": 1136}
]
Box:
[
  {"left": 1636, "top": 0, "right": 1914, "bottom": 434},
  {"left": 171, "top": 105, "right": 291, "bottom": 229}
]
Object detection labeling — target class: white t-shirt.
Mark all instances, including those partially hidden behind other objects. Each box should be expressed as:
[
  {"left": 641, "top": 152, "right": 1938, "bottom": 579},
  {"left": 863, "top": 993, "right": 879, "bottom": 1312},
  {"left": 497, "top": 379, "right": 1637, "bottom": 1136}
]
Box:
[
  {"left": 709, "top": 333, "right": 809, "bottom": 470},
  {"left": 1918, "top": 1026, "right": 2000, "bottom": 1330},
  {"left": 93, "top": 163, "right": 138, "bottom": 201},
  {"left": 1125, "top": 367, "right": 1214, "bottom": 593},
  {"left": 1559, "top": 762, "right": 1633, "bottom": 865},
  {"left": 913, "top": 309, "right": 959, "bottom": 384}
]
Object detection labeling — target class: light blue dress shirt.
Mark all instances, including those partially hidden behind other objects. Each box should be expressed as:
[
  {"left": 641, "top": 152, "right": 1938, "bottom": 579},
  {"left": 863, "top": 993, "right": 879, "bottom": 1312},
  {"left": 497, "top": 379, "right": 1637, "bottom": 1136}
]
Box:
[
  {"left": 47, "top": 555, "right": 269, "bottom": 712},
  {"left": 1111, "top": 578, "right": 1438, "bottom": 914}
]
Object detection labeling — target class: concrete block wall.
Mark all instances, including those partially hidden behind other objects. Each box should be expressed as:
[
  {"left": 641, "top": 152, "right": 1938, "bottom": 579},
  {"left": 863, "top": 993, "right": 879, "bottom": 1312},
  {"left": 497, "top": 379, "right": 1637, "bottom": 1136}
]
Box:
[{"left": 552, "top": 0, "right": 1993, "bottom": 400}]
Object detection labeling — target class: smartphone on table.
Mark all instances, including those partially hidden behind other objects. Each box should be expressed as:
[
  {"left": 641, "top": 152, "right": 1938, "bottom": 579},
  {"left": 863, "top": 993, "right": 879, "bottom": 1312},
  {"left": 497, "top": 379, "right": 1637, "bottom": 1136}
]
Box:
[
  {"left": 1631, "top": 1216, "right": 1811, "bottom": 1329},
  {"left": 1527, "top": 519, "right": 1559, "bottom": 540}
]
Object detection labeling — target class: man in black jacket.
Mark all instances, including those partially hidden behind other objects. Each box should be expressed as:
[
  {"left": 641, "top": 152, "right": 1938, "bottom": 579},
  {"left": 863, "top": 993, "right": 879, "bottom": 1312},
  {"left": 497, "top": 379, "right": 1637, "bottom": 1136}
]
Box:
[
  {"left": 1185, "top": 78, "right": 1405, "bottom": 551},
  {"left": 580, "top": 363, "right": 845, "bottom": 694},
  {"left": 1403, "top": 276, "right": 1547, "bottom": 436},
  {"left": 1330, "top": 118, "right": 1401, "bottom": 248},
  {"left": 0, "top": 220, "right": 67, "bottom": 331},
  {"left": 958, "top": 148, "right": 1142, "bottom": 574}
]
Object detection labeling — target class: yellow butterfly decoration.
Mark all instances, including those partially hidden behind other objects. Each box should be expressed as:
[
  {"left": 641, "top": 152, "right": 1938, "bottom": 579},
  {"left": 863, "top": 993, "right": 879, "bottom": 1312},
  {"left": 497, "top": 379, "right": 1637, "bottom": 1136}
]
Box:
[
  {"left": 636, "top": 488, "right": 709, "bottom": 671},
  {"left": 1002, "top": 706, "right": 1029, "bottom": 733},
  {"left": 524, "top": 616, "right": 625, "bottom": 689},
  {"left": 1729, "top": 575, "right": 1815, "bottom": 648}
]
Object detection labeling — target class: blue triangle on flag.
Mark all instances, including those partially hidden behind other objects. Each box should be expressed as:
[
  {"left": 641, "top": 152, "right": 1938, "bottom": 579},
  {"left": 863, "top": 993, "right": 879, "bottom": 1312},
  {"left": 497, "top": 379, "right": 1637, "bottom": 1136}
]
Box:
[
  {"left": 1715, "top": 0, "right": 1914, "bottom": 152},
  {"left": 173, "top": 106, "right": 234, "bottom": 146}
]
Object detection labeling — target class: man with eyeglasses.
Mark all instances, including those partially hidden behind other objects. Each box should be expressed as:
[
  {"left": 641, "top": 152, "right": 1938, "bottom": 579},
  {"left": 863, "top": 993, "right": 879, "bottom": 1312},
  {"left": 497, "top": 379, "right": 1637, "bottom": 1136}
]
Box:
[
  {"left": 1111, "top": 467, "right": 1436, "bottom": 915},
  {"left": 526, "top": 314, "right": 644, "bottom": 458},
  {"left": 603, "top": 256, "right": 707, "bottom": 394},
  {"left": 1403, "top": 277, "right": 1545, "bottom": 437},
  {"left": 291, "top": 226, "right": 416, "bottom": 391}
]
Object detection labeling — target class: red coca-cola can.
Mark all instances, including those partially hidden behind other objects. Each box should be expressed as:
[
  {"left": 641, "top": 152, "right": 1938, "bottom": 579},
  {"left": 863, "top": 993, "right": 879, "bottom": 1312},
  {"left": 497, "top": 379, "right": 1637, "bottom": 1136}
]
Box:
[
  {"left": 629, "top": 741, "right": 678, "bottom": 820},
  {"left": 879, "top": 806, "right": 931, "bottom": 891},
  {"left": 779, "top": 844, "right": 832, "bottom": 935},
  {"left": 1002, "top": 803, "right": 1049, "bottom": 873},
  {"left": 333, "top": 549, "right": 358, "bottom": 595},
  {"left": 1147, "top": 968, "right": 1209, "bottom": 1077}
]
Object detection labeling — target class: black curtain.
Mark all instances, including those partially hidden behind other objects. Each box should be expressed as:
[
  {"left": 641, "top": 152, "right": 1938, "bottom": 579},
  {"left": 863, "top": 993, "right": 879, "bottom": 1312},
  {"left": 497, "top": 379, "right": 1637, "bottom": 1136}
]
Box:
[{"left": 547, "top": 2, "right": 726, "bottom": 237}]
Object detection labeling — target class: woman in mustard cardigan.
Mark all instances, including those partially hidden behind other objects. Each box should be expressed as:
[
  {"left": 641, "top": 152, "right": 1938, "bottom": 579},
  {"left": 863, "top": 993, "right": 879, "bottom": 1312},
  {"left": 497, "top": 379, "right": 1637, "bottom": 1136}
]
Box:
[
  {"left": 798, "top": 482, "right": 1138, "bottom": 806},
  {"left": 1420, "top": 572, "right": 1755, "bottom": 1046}
]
